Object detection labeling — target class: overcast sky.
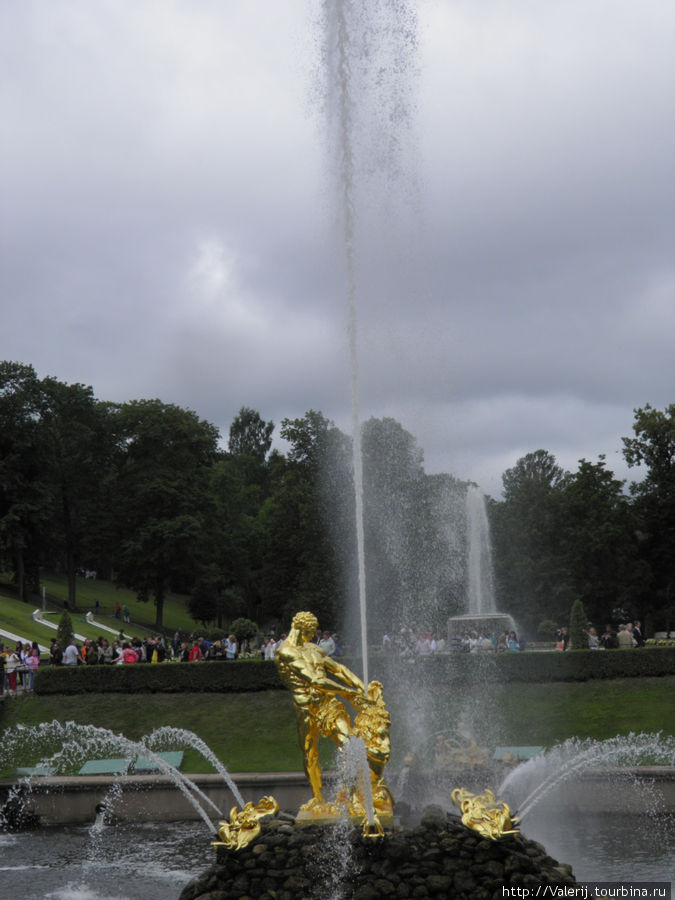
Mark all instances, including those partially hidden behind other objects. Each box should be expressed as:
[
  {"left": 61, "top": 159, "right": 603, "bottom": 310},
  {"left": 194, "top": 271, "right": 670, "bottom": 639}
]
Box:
[{"left": 2, "top": 0, "right": 673, "bottom": 497}]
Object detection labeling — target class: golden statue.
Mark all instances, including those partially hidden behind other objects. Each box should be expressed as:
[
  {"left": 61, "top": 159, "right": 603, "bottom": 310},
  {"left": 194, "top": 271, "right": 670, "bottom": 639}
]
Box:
[
  {"left": 434, "top": 721, "right": 490, "bottom": 769},
  {"left": 275, "top": 611, "right": 394, "bottom": 826},
  {"left": 451, "top": 787, "right": 520, "bottom": 840},
  {"left": 212, "top": 796, "right": 280, "bottom": 851}
]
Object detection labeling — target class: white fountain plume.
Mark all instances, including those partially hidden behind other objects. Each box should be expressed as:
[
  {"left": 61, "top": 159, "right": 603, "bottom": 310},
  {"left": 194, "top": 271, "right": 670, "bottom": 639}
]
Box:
[{"left": 319, "top": 0, "right": 418, "bottom": 684}]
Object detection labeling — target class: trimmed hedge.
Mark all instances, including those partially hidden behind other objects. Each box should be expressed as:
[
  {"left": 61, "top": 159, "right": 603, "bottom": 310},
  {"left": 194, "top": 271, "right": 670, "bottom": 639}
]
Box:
[
  {"left": 369, "top": 646, "right": 675, "bottom": 687},
  {"left": 34, "top": 659, "right": 284, "bottom": 695},
  {"left": 34, "top": 647, "right": 675, "bottom": 695}
]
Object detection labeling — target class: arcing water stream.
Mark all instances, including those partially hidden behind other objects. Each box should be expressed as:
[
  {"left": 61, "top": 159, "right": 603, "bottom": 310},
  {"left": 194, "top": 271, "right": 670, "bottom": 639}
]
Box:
[{"left": 0, "top": 721, "right": 244, "bottom": 835}]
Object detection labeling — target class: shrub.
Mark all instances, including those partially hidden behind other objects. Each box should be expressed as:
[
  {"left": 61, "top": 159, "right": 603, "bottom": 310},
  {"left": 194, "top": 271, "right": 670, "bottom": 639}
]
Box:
[
  {"left": 56, "top": 611, "right": 75, "bottom": 648},
  {"left": 569, "top": 599, "right": 587, "bottom": 651},
  {"left": 537, "top": 619, "right": 558, "bottom": 641},
  {"left": 230, "top": 618, "right": 259, "bottom": 650},
  {"left": 370, "top": 647, "right": 675, "bottom": 688},
  {"left": 33, "top": 646, "right": 675, "bottom": 696},
  {"left": 207, "top": 628, "right": 228, "bottom": 642}
]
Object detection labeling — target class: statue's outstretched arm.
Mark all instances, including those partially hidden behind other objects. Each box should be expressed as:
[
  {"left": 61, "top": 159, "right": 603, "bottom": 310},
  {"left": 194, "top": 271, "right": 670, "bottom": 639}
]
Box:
[{"left": 323, "top": 656, "right": 364, "bottom": 695}]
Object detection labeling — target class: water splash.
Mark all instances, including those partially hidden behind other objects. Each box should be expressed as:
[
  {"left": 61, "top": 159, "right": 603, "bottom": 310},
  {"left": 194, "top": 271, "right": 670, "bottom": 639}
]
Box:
[
  {"left": 340, "top": 736, "right": 376, "bottom": 827},
  {"left": 142, "top": 725, "right": 245, "bottom": 808},
  {"left": 0, "top": 721, "right": 245, "bottom": 834},
  {"left": 499, "top": 732, "right": 675, "bottom": 820},
  {"left": 315, "top": 736, "right": 378, "bottom": 900}
]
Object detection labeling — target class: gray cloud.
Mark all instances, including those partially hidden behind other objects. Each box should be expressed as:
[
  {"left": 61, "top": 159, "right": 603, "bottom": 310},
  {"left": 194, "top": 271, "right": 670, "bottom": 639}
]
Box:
[{"left": 2, "top": 0, "right": 673, "bottom": 500}]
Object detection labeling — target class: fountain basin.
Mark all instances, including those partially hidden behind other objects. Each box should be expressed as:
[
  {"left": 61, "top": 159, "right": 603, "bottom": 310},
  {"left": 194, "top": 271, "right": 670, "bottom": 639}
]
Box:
[
  {"left": 0, "top": 772, "right": 308, "bottom": 825},
  {"left": 397, "top": 767, "right": 675, "bottom": 817},
  {"left": 3, "top": 767, "right": 674, "bottom": 825}
]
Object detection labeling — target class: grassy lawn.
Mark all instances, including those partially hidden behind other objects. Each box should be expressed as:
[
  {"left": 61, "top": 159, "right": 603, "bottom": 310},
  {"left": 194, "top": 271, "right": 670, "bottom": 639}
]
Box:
[
  {"left": 388, "top": 676, "right": 675, "bottom": 763},
  {"left": 1, "top": 677, "right": 672, "bottom": 776},
  {"left": 0, "top": 691, "right": 306, "bottom": 775},
  {"left": 40, "top": 574, "right": 198, "bottom": 633}
]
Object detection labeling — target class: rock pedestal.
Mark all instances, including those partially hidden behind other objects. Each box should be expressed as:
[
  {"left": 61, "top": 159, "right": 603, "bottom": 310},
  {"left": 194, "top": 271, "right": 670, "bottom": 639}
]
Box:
[{"left": 180, "top": 808, "right": 575, "bottom": 900}]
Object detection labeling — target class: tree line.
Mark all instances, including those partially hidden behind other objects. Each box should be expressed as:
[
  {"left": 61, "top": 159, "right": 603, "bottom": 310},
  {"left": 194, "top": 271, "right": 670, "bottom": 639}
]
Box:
[{"left": 1, "top": 361, "right": 673, "bottom": 638}]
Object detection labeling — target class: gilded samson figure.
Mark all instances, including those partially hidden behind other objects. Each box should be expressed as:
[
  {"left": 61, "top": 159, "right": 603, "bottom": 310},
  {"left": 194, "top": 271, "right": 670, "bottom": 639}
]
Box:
[{"left": 275, "top": 611, "right": 393, "bottom": 821}]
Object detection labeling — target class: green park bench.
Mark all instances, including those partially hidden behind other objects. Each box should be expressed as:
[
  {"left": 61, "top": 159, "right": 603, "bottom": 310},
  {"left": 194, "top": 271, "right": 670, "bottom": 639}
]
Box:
[
  {"left": 132, "top": 750, "right": 184, "bottom": 773},
  {"left": 13, "top": 765, "right": 57, "bottom": 777},
  {"left": 493, "top": 746, "right": 544, "bottom": 762},
  {"left": 77, "top": 758, "right": 132, "bottom": 776}
]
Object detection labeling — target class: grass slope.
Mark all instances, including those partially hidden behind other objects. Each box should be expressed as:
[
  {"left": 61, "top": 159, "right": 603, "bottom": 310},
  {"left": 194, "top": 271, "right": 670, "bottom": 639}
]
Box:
[
  {"left": 1, "top": 677, "right": 672, "bottom": 775},
  {"left": 392, "top": 676, "right": 675, "bottom": 759},
  {"left": 40, "top": 574, "right": 198, "bottom": 633},
  {"left": 0, "top": 593, "right": 157, "bottom": 650},
  {"left": 1, "top": 573, "right": 201, "bottom": 649}
]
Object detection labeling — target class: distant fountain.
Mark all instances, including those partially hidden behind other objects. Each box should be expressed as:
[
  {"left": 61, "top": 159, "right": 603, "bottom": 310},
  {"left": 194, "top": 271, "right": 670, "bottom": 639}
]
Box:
[
  {"left": 466, "top": 485, "right": 496, "bottom": 616},
  {"left": 448, "top": 485, "right": 515, "bottom": 642}
]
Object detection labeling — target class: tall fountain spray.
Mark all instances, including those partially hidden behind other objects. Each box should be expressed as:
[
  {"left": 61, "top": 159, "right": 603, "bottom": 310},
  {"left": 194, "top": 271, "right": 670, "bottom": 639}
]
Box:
[
  {"left": 327, "top": 1, "right": 368, "bottom": 683},
  {"left": 320, "top": 0, "right": 418, "bottom": 682},
  {"left": 447, "top": 484, "right": 514, "bottom": 641},
  {"left": 466, "top": 485, "right": 497, "bottom": 616}
]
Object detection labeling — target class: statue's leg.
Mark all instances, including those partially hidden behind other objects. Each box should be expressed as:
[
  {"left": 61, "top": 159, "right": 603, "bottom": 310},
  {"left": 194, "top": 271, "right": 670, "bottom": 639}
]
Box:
[
  {"left": 296, "top": 706, "right": 323, "bottom": 804},
  {"left": 329, "top": 709, "right": 353, "bottom": 750}
]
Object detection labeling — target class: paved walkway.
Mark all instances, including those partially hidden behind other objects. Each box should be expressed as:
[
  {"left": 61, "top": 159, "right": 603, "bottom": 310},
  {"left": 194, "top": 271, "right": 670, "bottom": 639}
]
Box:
[{"left": 0, "top": 626, "right": 33, "bottom": 646}]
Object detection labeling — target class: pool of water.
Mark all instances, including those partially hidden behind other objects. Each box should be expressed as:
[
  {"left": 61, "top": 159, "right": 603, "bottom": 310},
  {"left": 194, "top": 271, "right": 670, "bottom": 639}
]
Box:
[
  {"left": 1, "top": 814, "right": 672, "bottom": 898},
  {"left": 0, "top": 821, "right": 213, "bottom": 900},
  {"left": 521, "top": 812, "right": 674, "bottom": 886}
]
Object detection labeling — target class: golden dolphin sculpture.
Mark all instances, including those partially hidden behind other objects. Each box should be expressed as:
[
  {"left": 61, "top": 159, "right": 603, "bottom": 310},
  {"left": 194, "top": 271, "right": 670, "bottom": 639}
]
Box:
[
  {"left": 212, "top": 796, "right": 280, "bottom": 851},
  {"left": 451, "top": 788, "right": 520, "bottom": 840}
]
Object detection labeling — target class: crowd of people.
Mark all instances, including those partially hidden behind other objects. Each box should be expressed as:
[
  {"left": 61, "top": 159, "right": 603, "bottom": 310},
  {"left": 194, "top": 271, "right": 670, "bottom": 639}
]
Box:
[
  {"left": 0, "top": 626, "right": 344, "bottom": 694},
  {"left": 258, "top": 627, "right": 341, "bottom": 661},
  {"left": 0, "top": 641, "right": 41, "bottom": 695},
  {"left": 380, "top": 627, "right": 527, "bottom": 654},
  {"left": 0, "top": 614, "right": 651, "bottom": 696},
  {"left": 581, "top": 620, "right": 645, "bottom": 650}
]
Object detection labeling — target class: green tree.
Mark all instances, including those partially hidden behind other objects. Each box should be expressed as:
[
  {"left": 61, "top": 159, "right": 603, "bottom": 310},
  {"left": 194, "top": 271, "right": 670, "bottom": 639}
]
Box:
[
  {"left": 0, "top": 364, "right": 112, "bottom": 605},
  {"left": 0, "top": 362, "right": 48, "bottom": 600},
  {"left": 262, "top": 411, "right": 349, "bottom": 628},
  {"left": 228, "top": 407, "right": 274, "bottom": 462},
  {"left": 38, "top": 377, "right": 112, "bottom": 607},
  {"left": 57, "top": 609, "right": 75, "bottom": 648},
  {"left": 492, "top": 450, "right": 571, "bottom": 632},
  {"left": 111, "top": 399, "right": 219, "bottom": 628},
  {"left": 361, "top": 417, "right": 452, "bottom": 633},
  {"left": 537, "top": 618, "right": 558, "bottom": 641},
  {"left": 218, "top": 409, "right": 279, "bottom": 623},
  {"left": 560, "top": 456, "right": 644, "bottom": 627},
  {"left": 622, "top": 403, "right": 675, "bottom": 626},
  {"left": 189, "top": 563, "right": 227, "bottom": 627},
  {"left": 230, "top": 617, "right": 259, "bottom": 653}
]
